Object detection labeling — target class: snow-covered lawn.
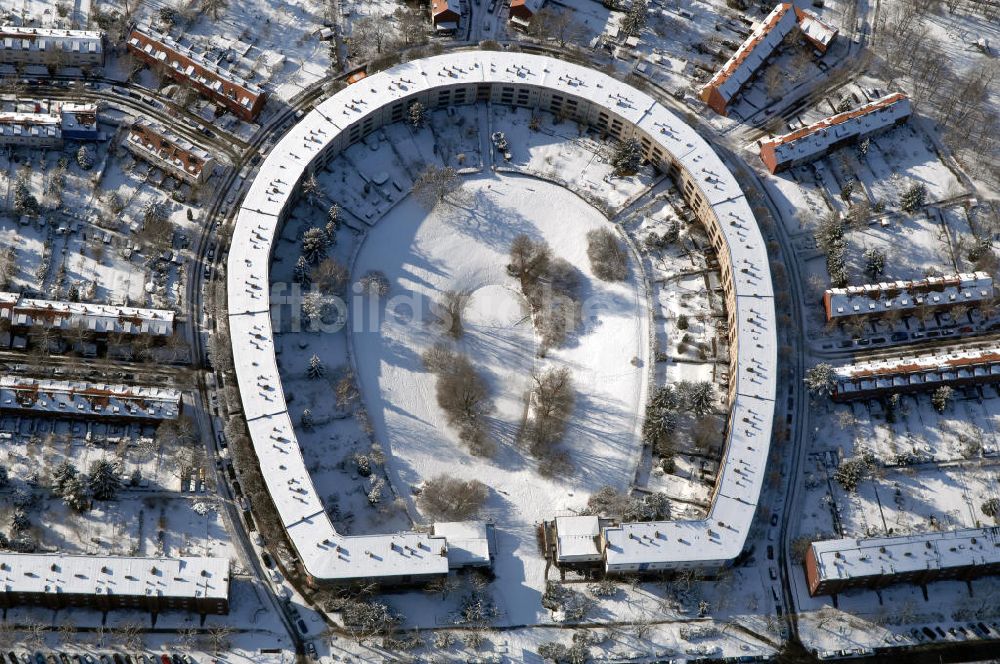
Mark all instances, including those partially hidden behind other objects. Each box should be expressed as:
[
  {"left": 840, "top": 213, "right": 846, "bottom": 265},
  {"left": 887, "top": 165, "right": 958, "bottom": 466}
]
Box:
[{"left": 351, "top": 172, "right": 648, "bottom": 626}]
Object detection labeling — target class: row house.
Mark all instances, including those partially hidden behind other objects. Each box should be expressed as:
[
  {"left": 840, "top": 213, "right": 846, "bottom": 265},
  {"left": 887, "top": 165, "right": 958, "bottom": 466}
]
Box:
[
  {"left": 125, "top": 122, "right": 214, "bottom": 184},
  {"left": 126, "top": 27, "right": 265, "bottom": 121},
  {"left": 822, "top": 271, "right": 993, "bottom": 322},
  {"left": 0, "top": 26, "right": 103, "bottom": 68},
  {"left": 805, "top": 528, "right": 1000, "bottom": 596},
  {"left": 831, "top": 347, "right": 1000, "bottom": 402},
  {"left": 0, "top": 553, "right": 228, "bottom": 614},
  {"left": 760, "top": 93, "right": 912, "bottom": 173},
  {"left": 0, "top": 292, "right": 174, "bottom": 338},
  {"left": 699, "top": 3, "right": 837, "bottom": 116},
  {"left": 0, "top": 377, "right": 182, "bottom": 422}
]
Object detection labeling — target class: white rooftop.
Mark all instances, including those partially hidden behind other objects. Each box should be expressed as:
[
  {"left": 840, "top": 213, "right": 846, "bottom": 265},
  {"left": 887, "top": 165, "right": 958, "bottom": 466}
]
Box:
[
  {"left": 0, "top": 553, "right": 228, "bottom": 601},
  {"left": 762, "top": 93, "right": 911, "bottom": 167},
  {"left": 229, "top": 51, "right": 776, "bottom": 578},
  {"left": 432, "top": 522, "right": 493, "bottom": 568},
  {"left": 554, "top": 516, "right": 602, "bottom": 562},
  {"left": 0, "top": 377, "right": 181, "bottom": 421},
  {"left": 810, "top": 527, "right": 1000, "bottom": 585},
  {"left": 0, "top": 292, "right": 174, "bottom": 336},
  {"left": 825, "top": 272, "right": 992, "bottom": 319}
]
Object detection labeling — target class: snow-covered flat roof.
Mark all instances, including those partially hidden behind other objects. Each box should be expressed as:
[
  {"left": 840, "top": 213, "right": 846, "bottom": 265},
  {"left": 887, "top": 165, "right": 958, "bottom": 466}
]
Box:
[
  {"left": 432, "top": 522, "right": 494, "bottom": 568},
  {"left": 0, "top": 292, "right": 174, "bottom": 336},
  {"left": 810, "top": 527, "right": 1000, "bottom": 586},
  {"left": 824, "top": 271, "right": 991, "bottom": 320},
  {"left": 0, "top": 553, "right": 228, "bottom": 601},
  {"left": 229, "top": 51, "right": 776, "bottom": 579},
  {"left": 555, "top": 516, "right": 603, "bottom": 562},
  {"left": 0, "top": 377, "right": 181, "bottom": 421}
]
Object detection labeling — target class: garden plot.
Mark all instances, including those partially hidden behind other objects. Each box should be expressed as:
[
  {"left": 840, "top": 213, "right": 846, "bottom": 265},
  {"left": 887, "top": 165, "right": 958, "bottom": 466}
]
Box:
[
  {"left": 425, "top": 105, "right": 483, "bottom": 172},
  {"left": 387, "top": 565, "right": 777, "bottom": 661},
  {"left": 269, "top": 202, "right": 414, "bottom": 535},
  {"left": 828, "top": 394, "right": 995, "bottom": 466},
  {"left": 763, "top": 163, "right": 836, "bottom": 238},
  {"left": 1, "top": 416, "right": 205, "bottom": 496},
  {"left": 340, "top": 0, "right": 405, "bottom": 34},
  {"left": 5, "top": 0, "right": 89, "bottom": 28},
  {"left": 830, "top": 462, "right": 996, "bottom": 540},
  {"left": 842, "top": 212, "right": 956, "bottom": 281},
  {"left": 491, "top": 107, "right": 659, "bottom": 214},
  {"left": 847, "top": 124, "right": 964, "bottom": 206},
  {"left": 170, "top": 0, "right": 332, "bottom": 105},
  {"left": 350, "top": 173, "right": 647, "bottom": 627},
  {"left": 939, "top": 203, "right": 981, "bottom": 274}
]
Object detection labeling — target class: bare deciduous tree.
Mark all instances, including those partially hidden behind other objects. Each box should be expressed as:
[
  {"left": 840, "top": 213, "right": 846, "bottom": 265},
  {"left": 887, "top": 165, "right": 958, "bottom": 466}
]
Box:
[
  {"left": 418, "top": 475, "right": 488, "bottom": 520},
  {"left": 412, "top": 164, "right": 463, "bottom": 209}
]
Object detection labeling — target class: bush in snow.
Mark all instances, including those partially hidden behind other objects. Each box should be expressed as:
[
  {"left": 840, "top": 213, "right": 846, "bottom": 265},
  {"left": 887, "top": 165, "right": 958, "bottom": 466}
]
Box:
[
  {"left": 301, "top": 227, "right": 328, "bottom": 265},
  {"left": 0, "top": 465, "right": 7, "bottom": 489},
  {"left": 834, "top": 457, "right": 869, "bottom": 492},
  {"left": 422, "top": 344, "right": 495, "bottom": 457},
  {"left": 419, "top": 475, "right": 488, "bottom": 520},
  {"left": 521, "top": 368, "right": 575, "bottom": 458},
  {"left": 508, "top": 236, "right": 581, "bottom": 352},
  {"left": 643, "top": 384, "right": 680, "bottom": 452},
  {"left": 586, "top": 228, "right": 628, "bottom": 281},
  {"left": 310, "top": 257, "right": 349, "bottom": 295},
  {"left": 13, "top": 171, "right": 39, "bottom": 216},
  {"left": 366, "top": 476, "right": 385, "bottom": 505},
  {"left": 335, "top": 370, "right": 360, "bottom": 410},
  {"left": 805, "top": 363, "right": 837, "bottom": 397},
  {"left": 584, "top": 485, "right": 670, "bottom": 522},
  {"left": 587, "top": 578, "right": 619, "bottom": 598},
  {"left": 88, "top": 458, "right": 121, "bottom": 501},
  {"left": 408, "top": 101, "right": 426, "bottom": 128},
  {"left": 983, "top": 497, "right": 1000, "bottom": 519},
  {"left": 679, "top": 380, "right": 715, "bottom": 418},
  {"left": 412, "top": 163, "right": 462, "bottom": 209},
  {"left": 931, "top": 385, "right": 954, "bottom": 413},
  {"left": 900, "top": 182, "right": 927, "bottom": 213},
  {"left": 340, "top": 599, "right": 400, "bottom": 639},
  {"left": 306, "top": 354, "right": 325, "bottom": 379},
  {"left": 610, "top": 137, "right": 642, "bottom": 176},
  {"left": 62, "top": 475, "right": 90, "bottom": 512},
  {"left": 433, "top": 289, "right": 471, "bottom": 340},
  {"left": 76, "top": 145, "right": 95, "bottom": 171},
  {"left": 10, "top": 508, "right": 30, "bottom": 533},
  {"left": 618, "top": 0, "right": 648, "bottom": 37},
  {"left": 863, "top": 247, "right": 886, "bottom": 279},
  {"left": 357, "top": 271, "right": 390, "bottom": 298}
]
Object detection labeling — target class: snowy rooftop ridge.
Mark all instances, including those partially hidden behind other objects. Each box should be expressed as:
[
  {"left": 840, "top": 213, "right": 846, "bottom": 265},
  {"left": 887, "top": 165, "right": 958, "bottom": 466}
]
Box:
[
  {"left": 760, "top": 93, "right": 911, "bottom": 172},
  {"left": 699, "top": 3, "right": 798, "bottom": 112},
  {"left": 807, "top": 527, "right": 1000, "bottom": 593},
  {"left": 0, "top": 292, "right": 175, "bottom": 337},
  {"left": 228, "top": 51, "right": 776, "bottom": 580},
  {"left": 125, "top": 26, "right": 263, "bottom": 119},
  {"left": 832, "top": 345, "right": 1000, "bottom": 401},
  {"left": 0, "top": 111, "right": 62, "bottom": 144},
  {"left": 0, "top": 553, "right": 228, "bottom": 601},
  {"left": 0, "top": 377, "right": 181, "bottom": 421},
  {"left": 823, "top": 271, "right": 993, "bottom": 321},
  {"left": 699, "top": 3, "right": 837, "bottom": 114},
  {"left": 0, "top": 25, "right": 103, "bottom": 57}
]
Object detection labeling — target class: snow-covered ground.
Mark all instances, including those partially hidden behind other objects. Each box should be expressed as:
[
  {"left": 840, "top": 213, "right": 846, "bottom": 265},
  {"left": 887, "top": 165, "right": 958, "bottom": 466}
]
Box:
[{"left": 351, "top": 172, "right": 648, "bottom": 627}]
